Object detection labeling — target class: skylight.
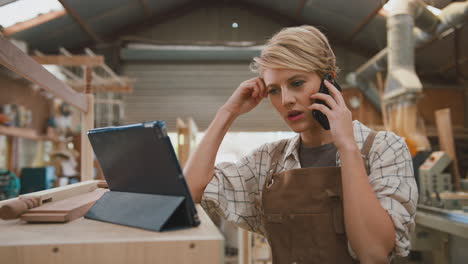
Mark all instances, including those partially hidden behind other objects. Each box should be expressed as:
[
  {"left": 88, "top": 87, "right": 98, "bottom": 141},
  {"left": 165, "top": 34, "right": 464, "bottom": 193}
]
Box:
[{"left": 0, "top": 0, "right": 63, "bottom": 28}]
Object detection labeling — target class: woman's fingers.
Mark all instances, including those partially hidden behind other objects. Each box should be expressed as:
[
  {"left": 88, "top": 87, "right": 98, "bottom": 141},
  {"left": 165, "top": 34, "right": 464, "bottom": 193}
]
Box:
[
  {"left": 256, "top": 78, "right": 267, "bottom": 97},
  {"left": 310, "top": 103, "right": 333, "bottom": 118},
  {"left": 250, "top": 78, "right": 267, "bottom": 99},
  {"left": 309, "top": 93, "right": 337, "bottom": 110},
  {"left": 324, "top": 80, "right": 345, "bottom": 106}
]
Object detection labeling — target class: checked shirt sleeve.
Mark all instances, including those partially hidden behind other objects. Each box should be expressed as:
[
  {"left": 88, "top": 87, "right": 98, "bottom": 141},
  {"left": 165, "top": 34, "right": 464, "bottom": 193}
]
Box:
[
  {"left": 367, "top": 131, "right": 418, "bottom": 257},
  {"left": 200, "top": 143, "right": 270, "bottom": 234}
]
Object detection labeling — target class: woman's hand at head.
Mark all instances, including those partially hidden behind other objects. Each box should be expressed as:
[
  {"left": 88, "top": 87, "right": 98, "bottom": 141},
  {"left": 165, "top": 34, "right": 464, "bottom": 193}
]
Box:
[{"left": 221, "top": 77, "right": 268, "bottom": 117}]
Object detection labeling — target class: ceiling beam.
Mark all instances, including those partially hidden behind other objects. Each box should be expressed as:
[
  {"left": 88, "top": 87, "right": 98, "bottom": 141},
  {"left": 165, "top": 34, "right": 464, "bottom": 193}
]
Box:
[
  {"left": 347, "top": 0, "right": 387, "bottom": 42},
  {"left": 0, "top": 36, "right": 88, "bottom": 111},
  {"left": 31, "top": 55, "right": 104, "bottom": 66},
  {"left": 137, "top": 0, "right": 152, "bottom": 17},
  {"left": 3, "top": 10, "right": 67, "bottom": 36},
  {"left": 58, "top": 0, "right": 103, "bottom": 43},
  {"left": 236, "top": 0, "right": 377, "bottom": 58}
]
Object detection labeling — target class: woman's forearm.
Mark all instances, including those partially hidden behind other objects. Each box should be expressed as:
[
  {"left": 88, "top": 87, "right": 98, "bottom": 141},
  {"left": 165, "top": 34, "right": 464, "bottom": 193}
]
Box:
[
  {"left": 183, "top": 107, "right": 238, "bottom": 203},
  {"left": 340, "top": 145, "right": 395, "bottom": 263}
]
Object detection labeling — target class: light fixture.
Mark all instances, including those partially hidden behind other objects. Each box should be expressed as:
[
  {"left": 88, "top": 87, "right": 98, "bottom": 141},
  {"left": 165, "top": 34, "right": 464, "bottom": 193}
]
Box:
[{"left": 232, "top": 22, "right": 238, "bottom": 28}]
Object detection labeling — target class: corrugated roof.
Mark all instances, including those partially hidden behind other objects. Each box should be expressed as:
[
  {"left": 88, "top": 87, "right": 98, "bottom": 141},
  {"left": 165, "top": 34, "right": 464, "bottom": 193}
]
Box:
[{"left": 0, "top": 0, "right": 465, "bottom": 81}]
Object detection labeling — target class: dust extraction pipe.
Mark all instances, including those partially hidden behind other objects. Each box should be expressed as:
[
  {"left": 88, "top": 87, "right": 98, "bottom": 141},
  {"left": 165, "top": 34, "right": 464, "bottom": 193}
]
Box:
[
  {"left": 347, "top": 0, "right": 468, "bottom": 110},
  {"left": 384, "top": 0, "right": 422, "bottom": 102}
]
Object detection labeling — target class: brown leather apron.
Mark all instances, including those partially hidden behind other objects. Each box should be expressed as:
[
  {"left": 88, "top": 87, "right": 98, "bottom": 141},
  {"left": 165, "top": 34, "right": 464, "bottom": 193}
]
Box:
[{"left": 261, "top": 131, "right": 378, "bottom": 264}]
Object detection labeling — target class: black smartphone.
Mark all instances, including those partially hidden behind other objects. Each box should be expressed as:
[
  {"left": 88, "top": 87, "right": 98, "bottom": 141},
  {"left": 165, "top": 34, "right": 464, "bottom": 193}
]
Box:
[{"left": 312, "top": 73, "right": 342, "bottom": 130}]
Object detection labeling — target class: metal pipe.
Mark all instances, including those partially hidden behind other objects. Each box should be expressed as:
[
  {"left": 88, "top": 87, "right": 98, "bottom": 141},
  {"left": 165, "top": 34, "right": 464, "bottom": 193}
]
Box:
[
  {"left": 347, "top": 0, "right": 468, "bottom": 109},
  {"left": 384, "top": 0, "right": 422, "bottom": 102}
]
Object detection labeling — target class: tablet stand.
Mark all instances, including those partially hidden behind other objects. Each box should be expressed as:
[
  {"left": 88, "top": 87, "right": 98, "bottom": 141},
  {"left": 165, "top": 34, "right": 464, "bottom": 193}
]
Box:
[{"left": 85, "top": 191, "right": 191, "bottom": 232}]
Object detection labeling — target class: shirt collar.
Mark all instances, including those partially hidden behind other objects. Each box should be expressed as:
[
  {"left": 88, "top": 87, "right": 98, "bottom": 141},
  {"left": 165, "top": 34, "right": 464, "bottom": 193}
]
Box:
[
  {"left": 283, "top": 134, "right": 301, "bottom": 163},
  {"left": 282, "top": 120, "right": 371, "bottom": 164}
]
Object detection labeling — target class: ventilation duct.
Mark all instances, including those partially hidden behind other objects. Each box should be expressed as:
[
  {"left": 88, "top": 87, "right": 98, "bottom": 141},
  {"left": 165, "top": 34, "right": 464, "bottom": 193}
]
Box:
[{"left": 347, "top": 0, "right": 468, "bottom": 110}]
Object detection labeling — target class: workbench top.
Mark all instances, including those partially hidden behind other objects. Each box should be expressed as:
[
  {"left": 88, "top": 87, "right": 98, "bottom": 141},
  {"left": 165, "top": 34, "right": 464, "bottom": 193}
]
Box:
[{"left": 0, "top": 204, "right": 224, "bottom": 264}]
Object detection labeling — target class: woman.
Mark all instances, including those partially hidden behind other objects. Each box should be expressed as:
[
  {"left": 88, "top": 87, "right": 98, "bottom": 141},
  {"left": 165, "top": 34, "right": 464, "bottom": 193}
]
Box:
[{"left": 184, "top": 25, "right": 417, "bottom": 264}]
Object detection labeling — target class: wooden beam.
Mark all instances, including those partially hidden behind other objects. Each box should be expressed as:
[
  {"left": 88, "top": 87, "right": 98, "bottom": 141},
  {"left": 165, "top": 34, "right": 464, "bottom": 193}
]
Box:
[
  {"left": 71, "top": 84, "right": 133, "bottom": 93},
  {"left": 3, "top": 10, "right": 67, "bottom": 36},
  {"left": 347, "top": 1, "right": 387, "bottom": 42},
  {"left": 84, "top": 48, "right": 125, "bottom": 85},
  {"left": 31, "top": 55, "right": 104, "bottom": 66},
  {"left": 435, "top": 108, "right": 461, "bottom": 191},
  {"left": 0, "top": 36, "right": 88, "bottom": 112},
  {"left": 58, "top": 0, "right": 102, "bottom": 43}
]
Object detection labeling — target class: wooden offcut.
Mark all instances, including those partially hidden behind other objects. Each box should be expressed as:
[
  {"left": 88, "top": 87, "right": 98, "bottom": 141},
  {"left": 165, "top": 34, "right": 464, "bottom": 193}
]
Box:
[{"left": 20, "top": 188, "right": 107, "bottom": 223}]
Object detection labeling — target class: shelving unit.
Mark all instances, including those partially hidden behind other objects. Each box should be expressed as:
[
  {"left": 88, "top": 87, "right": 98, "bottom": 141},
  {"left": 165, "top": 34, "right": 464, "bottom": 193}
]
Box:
[
  {"left": 0, "top": 36, "right": 95, "bottom": 181},
  {"left": 0, "top": 126, "right": 59, "bottom": 142}
]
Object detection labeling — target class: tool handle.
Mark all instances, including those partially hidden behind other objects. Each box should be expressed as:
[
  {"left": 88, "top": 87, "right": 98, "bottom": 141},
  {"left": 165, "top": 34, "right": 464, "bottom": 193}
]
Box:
[{"left": 0, "top": 197, "right": 41, "bottom": 220}]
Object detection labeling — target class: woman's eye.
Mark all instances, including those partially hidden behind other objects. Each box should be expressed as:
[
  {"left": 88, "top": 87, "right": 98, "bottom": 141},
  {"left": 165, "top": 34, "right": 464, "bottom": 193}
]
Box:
[
  {"left": 268, "top": 88, "right": 279, "bottom": 95},
  {"left": 291, "top": 80, "right": 304, "bottom": 87}
]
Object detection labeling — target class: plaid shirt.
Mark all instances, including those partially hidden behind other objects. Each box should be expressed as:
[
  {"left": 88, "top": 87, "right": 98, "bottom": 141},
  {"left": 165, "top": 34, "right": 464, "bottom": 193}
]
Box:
[{"left": 201, "top": 120, "right": 417, "bottom": 258}]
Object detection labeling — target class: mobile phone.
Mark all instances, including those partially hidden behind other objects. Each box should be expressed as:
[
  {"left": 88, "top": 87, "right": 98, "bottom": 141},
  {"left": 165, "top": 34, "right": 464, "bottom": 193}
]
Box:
[{"left": 312, "top": 73, "right": 342, "bottom": 130}]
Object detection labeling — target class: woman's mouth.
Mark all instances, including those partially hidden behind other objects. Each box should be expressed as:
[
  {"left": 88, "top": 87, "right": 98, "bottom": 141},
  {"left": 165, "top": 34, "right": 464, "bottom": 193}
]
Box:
[{"left": 287, "top": 111, "right": 304, "bottom": 121}]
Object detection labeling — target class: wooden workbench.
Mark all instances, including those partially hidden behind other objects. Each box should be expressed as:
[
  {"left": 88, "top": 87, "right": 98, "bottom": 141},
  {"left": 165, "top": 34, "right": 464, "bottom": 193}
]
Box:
[{"left": 0, "top": 204, "right": 224, "bottom": 264}]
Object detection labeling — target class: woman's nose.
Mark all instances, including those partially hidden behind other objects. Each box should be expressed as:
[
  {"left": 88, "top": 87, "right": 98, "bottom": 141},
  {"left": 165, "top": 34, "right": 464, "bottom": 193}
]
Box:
[{"left": 281, "top": 89, "right": 295, "bottom": 106}]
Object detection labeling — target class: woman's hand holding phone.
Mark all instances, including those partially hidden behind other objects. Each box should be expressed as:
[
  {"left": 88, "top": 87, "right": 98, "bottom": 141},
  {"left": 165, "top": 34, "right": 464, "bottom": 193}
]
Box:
[
  {"left": 308, "top": 77, "right": 355, "bottom": 151},
  {"left": 221, "top": 77, "right": 267, "bottom": 117}
]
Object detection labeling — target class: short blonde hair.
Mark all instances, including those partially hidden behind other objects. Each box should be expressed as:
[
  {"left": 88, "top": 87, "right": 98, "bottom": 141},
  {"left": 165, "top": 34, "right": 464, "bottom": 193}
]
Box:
[{"left": 251, "top": 25, "right": 339, "bottom": 78}]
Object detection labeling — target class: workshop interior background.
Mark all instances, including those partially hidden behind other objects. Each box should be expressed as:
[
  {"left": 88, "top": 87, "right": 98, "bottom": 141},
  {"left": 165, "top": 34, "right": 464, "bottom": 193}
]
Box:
[{"left": 0, "top": 0, "right": 467, "bottom": 264}]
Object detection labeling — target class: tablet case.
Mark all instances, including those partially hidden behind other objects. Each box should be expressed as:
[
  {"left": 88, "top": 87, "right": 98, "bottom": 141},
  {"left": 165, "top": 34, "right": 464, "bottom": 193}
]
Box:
[
  {"left": 84, "top": 121, "right": 200, "bottom": 231},
  {"left": 85, "top": 191, "right": 189, "bottom": 231}
]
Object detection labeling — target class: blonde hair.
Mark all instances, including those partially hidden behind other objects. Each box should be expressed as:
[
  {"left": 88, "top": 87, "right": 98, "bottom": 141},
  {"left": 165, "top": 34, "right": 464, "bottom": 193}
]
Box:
[{"left": 251, "top": 25, "right": 339, "bottom": 78}]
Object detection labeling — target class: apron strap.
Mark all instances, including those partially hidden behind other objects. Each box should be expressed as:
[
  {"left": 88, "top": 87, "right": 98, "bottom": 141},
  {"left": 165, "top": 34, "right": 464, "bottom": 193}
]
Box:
[
  {"left": 361, "top": 130, "right": 378, "bottom": 157},
  {"left": 361, "top": 130, "right": 378, "bottom": 175}
]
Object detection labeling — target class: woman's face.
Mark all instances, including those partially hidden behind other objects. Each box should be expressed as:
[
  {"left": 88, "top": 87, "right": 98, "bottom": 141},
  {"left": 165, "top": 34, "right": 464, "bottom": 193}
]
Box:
[{"left": 263, "top": 68, "right": 322, "bottom": 133}]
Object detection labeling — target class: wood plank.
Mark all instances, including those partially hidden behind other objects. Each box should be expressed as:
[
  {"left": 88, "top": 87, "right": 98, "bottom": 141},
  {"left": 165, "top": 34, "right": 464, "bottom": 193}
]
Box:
[
  {"left": 80, "top": 94, "right": 94, "bottom": 181},
  {"left": 25, "top": 189, "right": 107, "bottom": 214},
  {"left": 0, "top": 180, "right": 100, "bottom": 207},
  {"left": 21, "top": 188, "right": 107, "bottom": 222},
  {"left": 0, "top": 126, "right": 37, "bottom": 140},
  {"left": 0, "top": 126, "right": 59, "bottom": 141},
  {"left": 0, "top": 36, "right": 88, "bottom": 112},
  {"left": 435, "top": 108, "right": 461, "bottom": 191},
  {"left": 31, "top": 55, "right": 104, "bottom": 66},
  {"left": 3, "top": 10, "right": 67, "bottom": 36},
  {"left": 71, "top": 83, "right": 133, "bottom": 93}
]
